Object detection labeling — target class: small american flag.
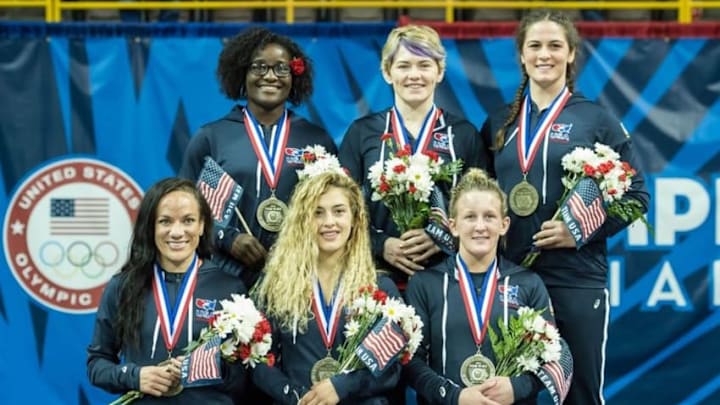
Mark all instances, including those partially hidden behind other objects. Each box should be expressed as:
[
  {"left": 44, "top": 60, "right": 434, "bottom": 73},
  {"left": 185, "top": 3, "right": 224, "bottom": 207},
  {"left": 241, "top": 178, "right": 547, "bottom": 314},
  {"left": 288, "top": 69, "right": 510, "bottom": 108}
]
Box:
[
  {"left": 425, "top": 186, "right": 456, "bottom": 255},
  {"left": 534, "top": 339, "right": 574, "bottom": 405},
  {"left": 560, "top": 177, "right": 606, "bottom": 247},
  {"left": 355, "top": 317, "right": 407, "bottom": 376},
  {"left": 50, "top": 198, "right": 109, "bottom": 236},
  {"left": 197, "top": 157, "right": 243, "bottom": 228},
  {"left": 182, "top": 335, "right": 222, "bottom": 387}
]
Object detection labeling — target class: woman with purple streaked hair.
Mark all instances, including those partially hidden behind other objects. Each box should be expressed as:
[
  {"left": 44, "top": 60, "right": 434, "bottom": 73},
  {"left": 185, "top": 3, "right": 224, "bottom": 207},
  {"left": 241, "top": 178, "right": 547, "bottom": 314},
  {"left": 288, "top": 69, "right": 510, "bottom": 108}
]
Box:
[{"left": 339, "top": 25, "right": 491, "bottom": 291}]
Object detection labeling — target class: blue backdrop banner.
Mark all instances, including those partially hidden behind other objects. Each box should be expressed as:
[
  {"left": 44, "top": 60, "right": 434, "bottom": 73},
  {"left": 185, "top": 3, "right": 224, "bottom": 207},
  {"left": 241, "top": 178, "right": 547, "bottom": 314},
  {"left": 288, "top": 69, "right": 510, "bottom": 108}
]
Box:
[{"left": 0, "top": 23, "right": 719, "bottom": 405}]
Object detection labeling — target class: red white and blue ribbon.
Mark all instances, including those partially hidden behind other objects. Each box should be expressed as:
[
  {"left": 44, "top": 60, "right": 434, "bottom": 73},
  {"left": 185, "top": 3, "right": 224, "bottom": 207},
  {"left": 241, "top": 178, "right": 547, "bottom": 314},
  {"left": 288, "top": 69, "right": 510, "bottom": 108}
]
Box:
[
  {"left": 455, "top": 254, "right": 499, "bottom": 345},
  {"left": 516, "top": 87, "right": 571, "bottom": 174},
  {"left": 152, "top": 255, "right": 200, "bottom": 355},
  {"left": 243, "top": 108, "right": 291, "bottom": 190},
  {"left": 311, "top": 280, "right": 344, "bottom": 351},
  {"left": 390, "top": 104, "right": 441, "bottom": 154}
]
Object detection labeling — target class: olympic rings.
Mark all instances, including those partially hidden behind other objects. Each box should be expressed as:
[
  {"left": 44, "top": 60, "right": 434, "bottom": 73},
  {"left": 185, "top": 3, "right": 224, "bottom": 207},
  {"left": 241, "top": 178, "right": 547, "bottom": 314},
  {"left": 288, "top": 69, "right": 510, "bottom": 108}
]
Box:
[
  {"left": 39, "top": 241, "right": 65, "bottom": 266},
  {"left": 84, "top": 241, "right": 120, "bottom": 279},
  {"left": 67, "top": 241, "right": 92, "bottom": 267},
  {"left": 37, "top": 240, "right": 121, "bottom": 279},
  {"left": 94, "top": 241, "right": 119, "bottom": 267},
  {"left": 40, "top": 241, "right": 76, "bottom": 279}
]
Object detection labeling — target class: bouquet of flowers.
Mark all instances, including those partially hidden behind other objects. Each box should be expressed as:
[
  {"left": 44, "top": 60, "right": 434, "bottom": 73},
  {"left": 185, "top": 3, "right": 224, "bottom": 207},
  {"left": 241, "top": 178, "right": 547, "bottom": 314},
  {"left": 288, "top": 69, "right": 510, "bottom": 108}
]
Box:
[
  {"left": 367, "top": 134, "right": 462, "bottom": 233},
  {"left": 521, "top": 142, "right": 648, "bottom": 267},
  {"left": 296, "top": 144, "right": 346, "bottom": 180},
  {"left": 110, "top": 294, "right": 274, "bottom": 405},
  {"left": 336, "top": 285, "right": 423, "bottom": 375},
  {"left": 488, "top": 307, "right": 561, "bottom": 377}
]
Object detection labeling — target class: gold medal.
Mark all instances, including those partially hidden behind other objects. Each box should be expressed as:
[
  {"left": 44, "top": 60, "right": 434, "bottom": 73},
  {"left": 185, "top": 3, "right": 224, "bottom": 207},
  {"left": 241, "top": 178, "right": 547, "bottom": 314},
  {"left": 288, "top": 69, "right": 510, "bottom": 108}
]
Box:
[
  {"left": 256, "top": 194, "right": 288, "bottom": 232},
  {"left": 508, "top": 180, "right": 539, "bottom": 217},
  {"left": 310, "top": 356, "right": 340, "bottom": 384},
  {"left": 158, "top": 359, "right": 184, "bottom": 396},
  {"left": 460, "top": 353, "right": 496, "bottom": 387}
]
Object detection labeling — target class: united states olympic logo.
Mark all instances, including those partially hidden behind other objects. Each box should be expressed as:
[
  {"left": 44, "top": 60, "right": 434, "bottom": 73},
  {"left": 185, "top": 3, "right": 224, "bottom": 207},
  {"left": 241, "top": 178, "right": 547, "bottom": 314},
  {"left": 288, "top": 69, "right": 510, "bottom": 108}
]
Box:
[{"left": 3, "top": 158, "right": 143, "bottom": 314}]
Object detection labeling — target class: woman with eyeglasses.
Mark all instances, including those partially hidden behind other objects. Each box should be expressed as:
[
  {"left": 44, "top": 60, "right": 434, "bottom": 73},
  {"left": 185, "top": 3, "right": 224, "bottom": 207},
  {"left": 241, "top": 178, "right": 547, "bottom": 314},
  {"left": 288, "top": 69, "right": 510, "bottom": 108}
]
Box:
[{"left": 180, "top": 27, "right": 337, "bottom": 290}]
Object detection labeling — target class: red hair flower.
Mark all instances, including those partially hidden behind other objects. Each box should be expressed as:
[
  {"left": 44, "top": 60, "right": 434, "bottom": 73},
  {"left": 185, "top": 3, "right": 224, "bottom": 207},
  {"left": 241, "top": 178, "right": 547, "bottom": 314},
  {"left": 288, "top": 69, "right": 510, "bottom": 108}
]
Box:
[{"left": 290, "top": 57, "right": 305, "bottom": 76}]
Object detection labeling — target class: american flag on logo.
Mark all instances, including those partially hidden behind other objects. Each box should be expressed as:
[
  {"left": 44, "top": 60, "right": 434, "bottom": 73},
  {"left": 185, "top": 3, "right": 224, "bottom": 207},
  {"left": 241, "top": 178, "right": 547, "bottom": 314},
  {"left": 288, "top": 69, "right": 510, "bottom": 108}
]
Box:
[
  {"left": 197, "top": 157, "right": 243, "bottom": 228},
  {"left": 355, "top": 317, "right": 408, "bottom": 376},
  {"left": 182, "top": 335, "right": 222, "bottom": 387},
  {"left": 50, "top": 198, "right": 109, "bottom": 236},
  {"left": 560, "top": 177, "right": 606, "bottom": 247}
]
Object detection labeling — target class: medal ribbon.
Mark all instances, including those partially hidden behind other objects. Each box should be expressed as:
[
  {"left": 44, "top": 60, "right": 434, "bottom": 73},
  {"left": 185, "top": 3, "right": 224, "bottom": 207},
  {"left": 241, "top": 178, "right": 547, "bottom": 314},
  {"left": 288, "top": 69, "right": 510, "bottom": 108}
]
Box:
[
  {"left": 516, "top": 87, "right": 571, "bottom": 174},
  {"left": 390, "top": 105, "right": 441, "bottom": 154},
  {"left": 243, "top": 108, "right": 291, "bottom": 189},
  {"left": 152, "top": 255, "right": 200, "bottom": 354},
  {"left": 455, "top": 254, "right": 499, "bottom": 345},
  {"left": 311, "top": 280, "right": 344, "bottom": 351}
]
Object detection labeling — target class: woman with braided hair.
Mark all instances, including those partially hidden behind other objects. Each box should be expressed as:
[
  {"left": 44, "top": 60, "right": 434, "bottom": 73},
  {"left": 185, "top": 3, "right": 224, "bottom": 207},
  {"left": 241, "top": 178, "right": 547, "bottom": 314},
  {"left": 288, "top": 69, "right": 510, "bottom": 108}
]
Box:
[{"left": 480, "top": 9, "right": 649, "bottom": 405}]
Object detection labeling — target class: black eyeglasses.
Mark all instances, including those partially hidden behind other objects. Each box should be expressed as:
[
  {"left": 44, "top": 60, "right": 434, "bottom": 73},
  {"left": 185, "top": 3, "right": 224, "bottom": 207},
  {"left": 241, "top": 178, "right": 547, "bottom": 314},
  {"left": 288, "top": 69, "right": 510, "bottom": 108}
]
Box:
[{"left": 249, "top": 62, "right": 292, "bottom": 78}]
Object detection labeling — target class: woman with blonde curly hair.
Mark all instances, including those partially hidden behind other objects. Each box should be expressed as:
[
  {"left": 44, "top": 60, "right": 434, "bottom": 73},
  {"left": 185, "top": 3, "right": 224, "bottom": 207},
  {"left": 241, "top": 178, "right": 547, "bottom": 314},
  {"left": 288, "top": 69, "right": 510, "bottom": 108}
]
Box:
[{"left": 252, "top": 171, "right": 401, "bottom": 404}]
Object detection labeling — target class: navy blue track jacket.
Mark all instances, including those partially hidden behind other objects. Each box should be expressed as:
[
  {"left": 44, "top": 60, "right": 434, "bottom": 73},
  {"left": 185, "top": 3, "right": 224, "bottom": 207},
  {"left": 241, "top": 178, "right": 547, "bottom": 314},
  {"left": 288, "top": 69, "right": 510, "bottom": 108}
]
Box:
[
  {"left": 252, "top": 276, "right": 402, "bottom": 404},
  {"left": 481, "top": 93, "right": 650, "bottom": 288},
  {"left": 339, "top": 108, "right": 490, "bottom": 284},
  {"left": 179, "top": 106, "right": 337, "bottom": 277},
  {"left": 87, "top": 261, "right": 246, "bottom": 404},
  {"left": 403, "top": 255, "right": 566, "bottom": 405}
]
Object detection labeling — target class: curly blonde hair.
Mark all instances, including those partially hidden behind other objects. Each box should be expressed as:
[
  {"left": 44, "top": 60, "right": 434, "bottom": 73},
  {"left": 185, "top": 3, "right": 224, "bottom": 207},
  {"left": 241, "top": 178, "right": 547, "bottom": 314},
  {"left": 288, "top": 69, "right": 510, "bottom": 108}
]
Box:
[{"left": 255, "top": 172, "right": 377, "bottom": 332}]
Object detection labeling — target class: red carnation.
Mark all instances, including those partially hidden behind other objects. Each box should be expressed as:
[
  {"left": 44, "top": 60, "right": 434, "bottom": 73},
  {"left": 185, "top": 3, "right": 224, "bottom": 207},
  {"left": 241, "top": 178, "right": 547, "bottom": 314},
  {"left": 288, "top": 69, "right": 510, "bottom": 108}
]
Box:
[
  {"left": 266, "top": 352, "right": 276, "bottom": 367},
  {"left": 252, "top": 326, "right": 265, "bottom": 343},
  {"left": 424, "top": 150, "right": 439, "bottom": 162},
  {"left": 303, "top": 151, "right": 316, "bottom": 162},
  {"left": 400, "top": 351, "right": 411, "bottom": 365},
  {"left": 363, "top": 285, "right": 377, "bottom": 295},
  {"left": 372, "top": 289, "right": 388, "bottom": 304},
  {"left": 396, "top": 144, "right": 412, "bottom": 158},
  {"left": 598, "top": 161, "right": 613, "bottom": 174},
  {"left": 238, "top": 344, "right": 252, "bottom": 360},
  {"left": 290, "top": 57, "right": 305, "bottom": 76},
  {"left": 583, "top": 164, "right": 596, "bottom": 177}
]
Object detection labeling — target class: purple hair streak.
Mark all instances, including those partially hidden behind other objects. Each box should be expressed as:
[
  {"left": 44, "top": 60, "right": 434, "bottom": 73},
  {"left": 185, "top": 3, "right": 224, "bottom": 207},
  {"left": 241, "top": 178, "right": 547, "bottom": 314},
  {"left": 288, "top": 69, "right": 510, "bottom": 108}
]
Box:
[{"left": 397, "top": 38, "right": 445, "bottom": 62}]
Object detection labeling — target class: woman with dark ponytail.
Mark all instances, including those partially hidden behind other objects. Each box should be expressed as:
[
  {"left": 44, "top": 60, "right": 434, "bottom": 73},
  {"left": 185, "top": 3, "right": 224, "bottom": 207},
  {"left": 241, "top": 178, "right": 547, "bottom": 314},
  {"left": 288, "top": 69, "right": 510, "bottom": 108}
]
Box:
[{"left": 480, "top": 10, "right": 649, "bottom": 405}]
